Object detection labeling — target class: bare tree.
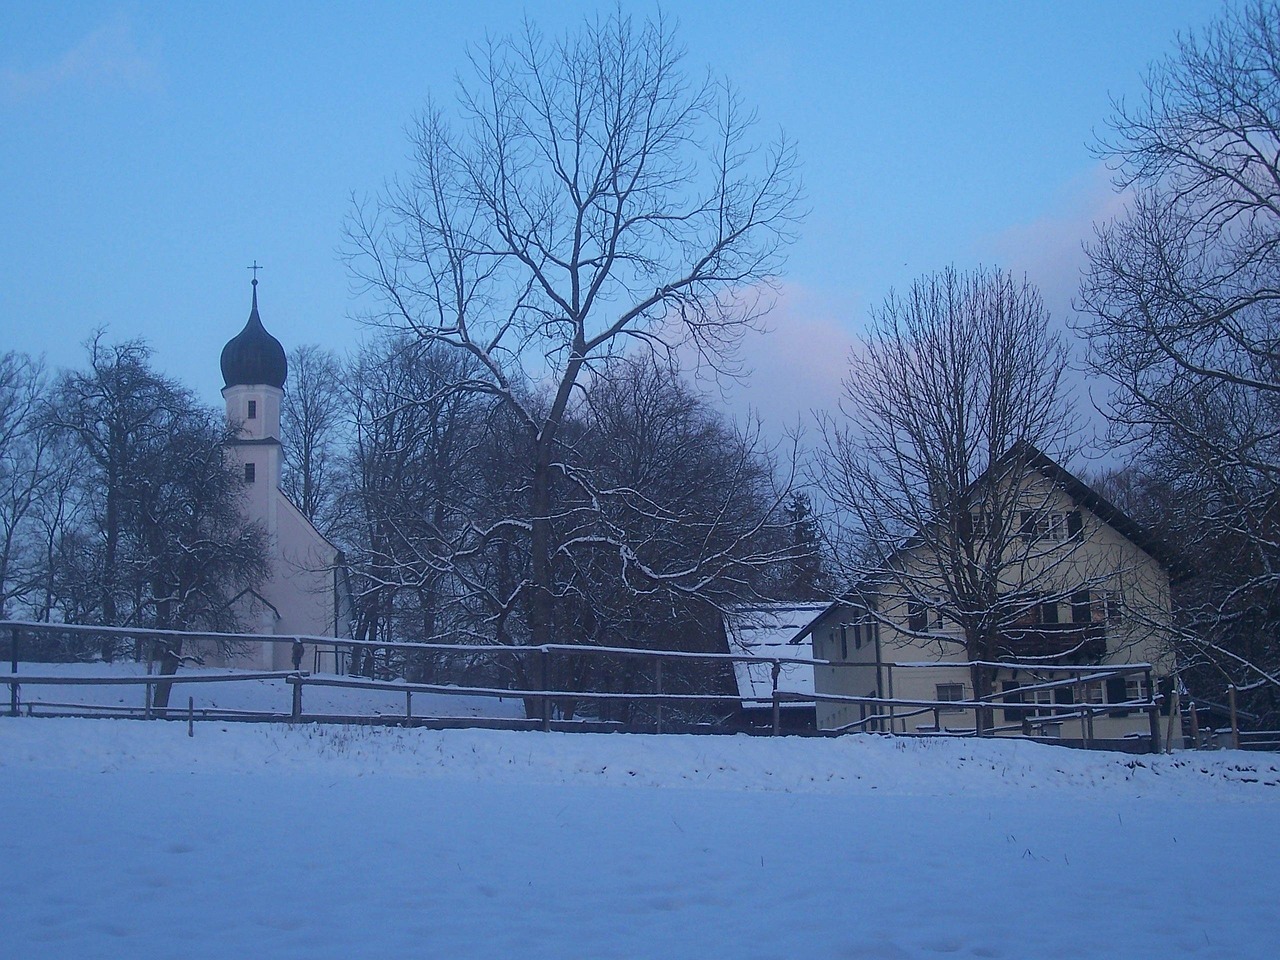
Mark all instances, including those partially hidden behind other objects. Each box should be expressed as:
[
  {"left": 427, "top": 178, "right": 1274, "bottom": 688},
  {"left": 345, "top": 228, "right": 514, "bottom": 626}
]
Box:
[
  {"left": 564, "top": 356, "right": 794, "bottom": 720},
  {"left": 820, "top": 267, "right": 1120, "bottom": 728},
  {"left": 346, "top": 9, "right": 799, "bottom": 653},
  {"left": 1080, "top": 0, "right": 1280, "bottom": 717},
  {"left": 337, "top": 335, "right": 488, "bottom": 673},
  {"left": 281, "top": 344, "right": 345, "bottom": 532},
  {"left": 45, "top": 336, "right": 268, "bottom": 674},
  {"left": 0, "top": 352, "right": 48, "bottom": 616}
]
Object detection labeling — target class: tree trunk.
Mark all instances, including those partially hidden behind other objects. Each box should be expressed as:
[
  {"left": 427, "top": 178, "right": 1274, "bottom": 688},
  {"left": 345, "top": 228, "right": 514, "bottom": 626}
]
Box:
[
  {"left": 969, "top": 638, "right": 993, "bottom": 736},
  {"left": 151, "top": 640, "right": 182, "bottom": 713}
]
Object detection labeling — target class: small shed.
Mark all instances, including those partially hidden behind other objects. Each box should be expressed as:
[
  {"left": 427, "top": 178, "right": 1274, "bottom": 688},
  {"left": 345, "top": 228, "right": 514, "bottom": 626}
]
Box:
[{"left": 723, "top": 603, "right": 828, "bottom": 731}]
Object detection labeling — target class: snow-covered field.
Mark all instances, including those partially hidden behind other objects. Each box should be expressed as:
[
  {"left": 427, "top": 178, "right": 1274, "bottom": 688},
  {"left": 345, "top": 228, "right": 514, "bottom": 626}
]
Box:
[{"left": 2, "top": 717, "right": 1278, "bottom": 959}]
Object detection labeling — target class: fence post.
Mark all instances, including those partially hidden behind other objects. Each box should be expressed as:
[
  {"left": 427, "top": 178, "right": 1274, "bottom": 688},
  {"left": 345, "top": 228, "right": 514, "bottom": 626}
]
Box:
[
  {"left": 9, "top": 625, "right": 18, "bottom": 718},
  {"left": 1146, "top": 668, "right": 1160, "bottom": 754},
  {"left": 1164, "top": 689, "right": 1179, "bottom": 754},
  {"left": 886, "top": 664, "right": 895, "bottom": 734},
  {"left": 1188, "top": 699, "right": 1201, "bottom": 749},
  {"left": 540, "top": 648, "right": 551, "bottom": 733},
  {"left": 1228, "top": 684, "right": 1240, "bottom": 749},
  {"left": 144, "top": 680, "right": 153, "bottom": 721},
  {"left": 771, "top": 660, "right": 781, "bottom": 736},
  {"left": 188, "top": 697, "right": 194, "bottom": 738},
  {"left": 291, "top": 675, "right": 302, "bottom": 722},
  {"left": 406, "top": 690, "right": 412, "bottom": 726},
  {"left": 654, "top": 658, "right": 663, "bottom": 735}
]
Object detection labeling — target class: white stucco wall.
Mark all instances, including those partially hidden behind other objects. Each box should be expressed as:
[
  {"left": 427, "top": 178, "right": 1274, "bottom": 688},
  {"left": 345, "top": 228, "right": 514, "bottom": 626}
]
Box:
[{"left": 214, "top": 383, "right": 349, "bottom": 672}]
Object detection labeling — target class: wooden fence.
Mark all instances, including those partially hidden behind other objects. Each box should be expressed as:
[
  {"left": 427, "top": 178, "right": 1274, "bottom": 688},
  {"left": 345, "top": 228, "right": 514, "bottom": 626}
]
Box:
[{"left": 2, "top": 619, "right": 1172, "bottom": 750}]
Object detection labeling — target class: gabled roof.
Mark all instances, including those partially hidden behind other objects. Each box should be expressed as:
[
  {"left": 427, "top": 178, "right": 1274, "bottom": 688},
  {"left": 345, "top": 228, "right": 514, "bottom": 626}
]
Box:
[
  {"left": 723, "top": 603, "right": 828, "bottom": 706},
  {"left": 818, "top": 442, "right": 1185, "bottom": 614}
]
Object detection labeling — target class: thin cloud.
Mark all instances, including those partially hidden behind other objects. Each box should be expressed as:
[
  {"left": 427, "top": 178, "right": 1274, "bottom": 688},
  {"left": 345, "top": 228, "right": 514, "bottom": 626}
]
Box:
[
  {"left": 2, "top": 16, "right": 159, "bottom": 103},
  {"left": 712, "top": 282, "right": 859, "bottom": 432},
  {"left": 987, "top": 163, "right": 1130, "bottom": 322}
]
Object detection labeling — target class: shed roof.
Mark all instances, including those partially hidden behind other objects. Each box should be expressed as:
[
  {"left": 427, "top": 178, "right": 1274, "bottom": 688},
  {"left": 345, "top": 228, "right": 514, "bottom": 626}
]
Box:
[{"left": 724, "top": 603, "right": 828, "bottom": 707}]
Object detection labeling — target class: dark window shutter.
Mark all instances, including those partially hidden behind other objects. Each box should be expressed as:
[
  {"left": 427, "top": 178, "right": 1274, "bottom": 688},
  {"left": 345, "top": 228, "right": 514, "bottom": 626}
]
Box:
[
  {"left": 1054, "top": 685, "right": 1074, "bottom": 705},
  {"left": 1041, "top": 600, "right": 1059, "bottom": 624},
  {"left": 1067, "top": 510, "right": 1083, "bottom": 536},
  {"left": 1158, "top": 676, "right": 1174, "bottom": 716},
  {"left": 1106, "top": 676, "right": 1129, "bottom": 717},
  {"left": 1071, "top": 591, "right": 1092, "bottom": 624},
  {"left": 908, "top": 601, "right": 926, "bottom": 633},
  {"left": 839, "top": 625, "right": 848, "bottom": 660},
  {"left": 1020, "top": 510, "right": 1035, "bottom": 540},
  {"left": 1002, "top": 680, "right": 1022, "bottom": 722}
]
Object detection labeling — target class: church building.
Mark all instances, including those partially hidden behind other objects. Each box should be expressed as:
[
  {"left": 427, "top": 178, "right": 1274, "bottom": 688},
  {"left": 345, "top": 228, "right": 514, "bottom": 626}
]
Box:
[{"left": 218, "top": 277, "right": 351, "bottom": 671}]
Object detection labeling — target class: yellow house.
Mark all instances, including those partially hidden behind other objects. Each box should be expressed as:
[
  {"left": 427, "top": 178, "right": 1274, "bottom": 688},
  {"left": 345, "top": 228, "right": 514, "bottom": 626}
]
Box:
[{"left": 808, "top": 446, "right": 1180, "bottom": 748}]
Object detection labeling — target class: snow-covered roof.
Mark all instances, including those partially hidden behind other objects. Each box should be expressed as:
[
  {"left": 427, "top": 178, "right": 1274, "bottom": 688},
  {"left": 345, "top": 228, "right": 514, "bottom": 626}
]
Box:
[{"left": 724, "top": 603, "right": 828, "bottom": 708}]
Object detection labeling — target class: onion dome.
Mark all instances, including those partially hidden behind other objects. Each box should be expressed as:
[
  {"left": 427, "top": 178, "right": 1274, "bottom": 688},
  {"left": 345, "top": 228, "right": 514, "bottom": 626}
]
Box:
[{"left": 220, "top": 279, "right": 287, "bottom": 389}]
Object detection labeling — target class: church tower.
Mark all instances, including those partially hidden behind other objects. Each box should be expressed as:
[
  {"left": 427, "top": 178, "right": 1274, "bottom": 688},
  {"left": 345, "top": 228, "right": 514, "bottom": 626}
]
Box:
[{"left": 216, "top": 275, "right": 350, "bottom": 669}]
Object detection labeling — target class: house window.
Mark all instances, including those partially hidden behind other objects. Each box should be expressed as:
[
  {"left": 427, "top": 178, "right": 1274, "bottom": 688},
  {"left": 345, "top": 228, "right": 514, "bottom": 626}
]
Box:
[
  {"left": 1080, "top": 681, "right": 1105, "bottom": 704},
  {"left": 1025, "top": 687, "right": 1056, "bottom": 717},
  {"left": 244, "top": 463, "right": 256, "bottom": 483},
  {"left": 1044, "top": 512, "right": 1068, "bottom": 541},
  {"left": 1020, "top": 510, "right": 1082, "bottom": 542},
  {"left": 1104, "top": 594, "right": 1123, "bottom": 624},
  {"left": 1040, "top": 599, "right": 1060, "bottom": 624},
  {"left": 1003, "top": 679, "right": 1072, "bottom": 719},
  {"left": 936, "top": 683, "right": 965, "bottom": 713},
  {"left": 1125, "top": 678, "right": 1149, "bottom": 703},
  {"left": 247, "top": 399, "right": 257, "bottom": 420},
  {"left": 969, "top": 511, "right": 994, "bottom": 538}
]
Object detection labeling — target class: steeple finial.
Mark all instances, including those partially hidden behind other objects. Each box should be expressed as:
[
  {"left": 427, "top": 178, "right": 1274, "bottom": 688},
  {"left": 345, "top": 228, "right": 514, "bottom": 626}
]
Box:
[{"left": 247, "top": 260, "right": 262, "bottom": 311}]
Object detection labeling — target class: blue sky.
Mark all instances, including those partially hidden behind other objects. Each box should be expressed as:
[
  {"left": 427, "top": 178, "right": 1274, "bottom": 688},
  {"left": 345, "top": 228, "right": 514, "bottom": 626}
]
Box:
[{"left": 0, "top": 1, "right": 1224, "bottom": 433}]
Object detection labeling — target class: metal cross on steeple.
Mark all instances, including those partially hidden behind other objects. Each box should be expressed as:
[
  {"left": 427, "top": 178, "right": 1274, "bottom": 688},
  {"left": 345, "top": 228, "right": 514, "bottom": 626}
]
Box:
[{"left": 247, "top": 260, "right": 263, "bottom": 283}]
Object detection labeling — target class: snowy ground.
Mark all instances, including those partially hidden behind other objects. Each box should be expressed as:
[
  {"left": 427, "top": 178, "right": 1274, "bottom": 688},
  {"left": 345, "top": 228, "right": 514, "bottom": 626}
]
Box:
[{"left": 2, "top": 718, "right": 1278, "bottom": 959}]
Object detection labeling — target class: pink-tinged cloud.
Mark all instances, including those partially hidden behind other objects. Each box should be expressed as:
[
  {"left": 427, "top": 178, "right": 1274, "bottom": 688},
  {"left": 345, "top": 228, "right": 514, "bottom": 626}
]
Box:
[
  {"left": 986, "top": 164, "right": 1138, "bottom": 452},
  {"left": 986, "top": 163, "right": 1132, "bottom": 326},
  {"left": 2, "top": 16, "right": 159, "bottom": 103},
  {"left": 707, "top": 282, "right": 860, "bottom": 434}
]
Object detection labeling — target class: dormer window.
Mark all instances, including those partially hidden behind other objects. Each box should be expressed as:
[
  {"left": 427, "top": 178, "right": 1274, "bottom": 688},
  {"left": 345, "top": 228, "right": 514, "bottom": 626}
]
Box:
[
  {"left": 244, "top": 463, "right": 256, "bottom": 483},
  {"left": 247, "top": 400, "right": 257, "bottom": 420}
]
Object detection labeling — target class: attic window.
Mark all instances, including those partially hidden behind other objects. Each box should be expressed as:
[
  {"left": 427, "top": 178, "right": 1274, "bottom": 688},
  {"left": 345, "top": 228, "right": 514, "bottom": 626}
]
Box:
[
  {"left": 244, "top": 463, "right": 256, "bottom": 483},
  {"left": 247, "top": 400, "right": 258, "bottom": 420},
  {"left": 1020, "top": 510, "right": 1081, "bottom": 542}
]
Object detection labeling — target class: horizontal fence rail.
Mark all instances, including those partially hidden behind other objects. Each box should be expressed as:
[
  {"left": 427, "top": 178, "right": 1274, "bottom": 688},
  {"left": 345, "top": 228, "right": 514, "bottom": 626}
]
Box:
[{"left": 0, "top": 619, "right": 1185, "bottom": 750}]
